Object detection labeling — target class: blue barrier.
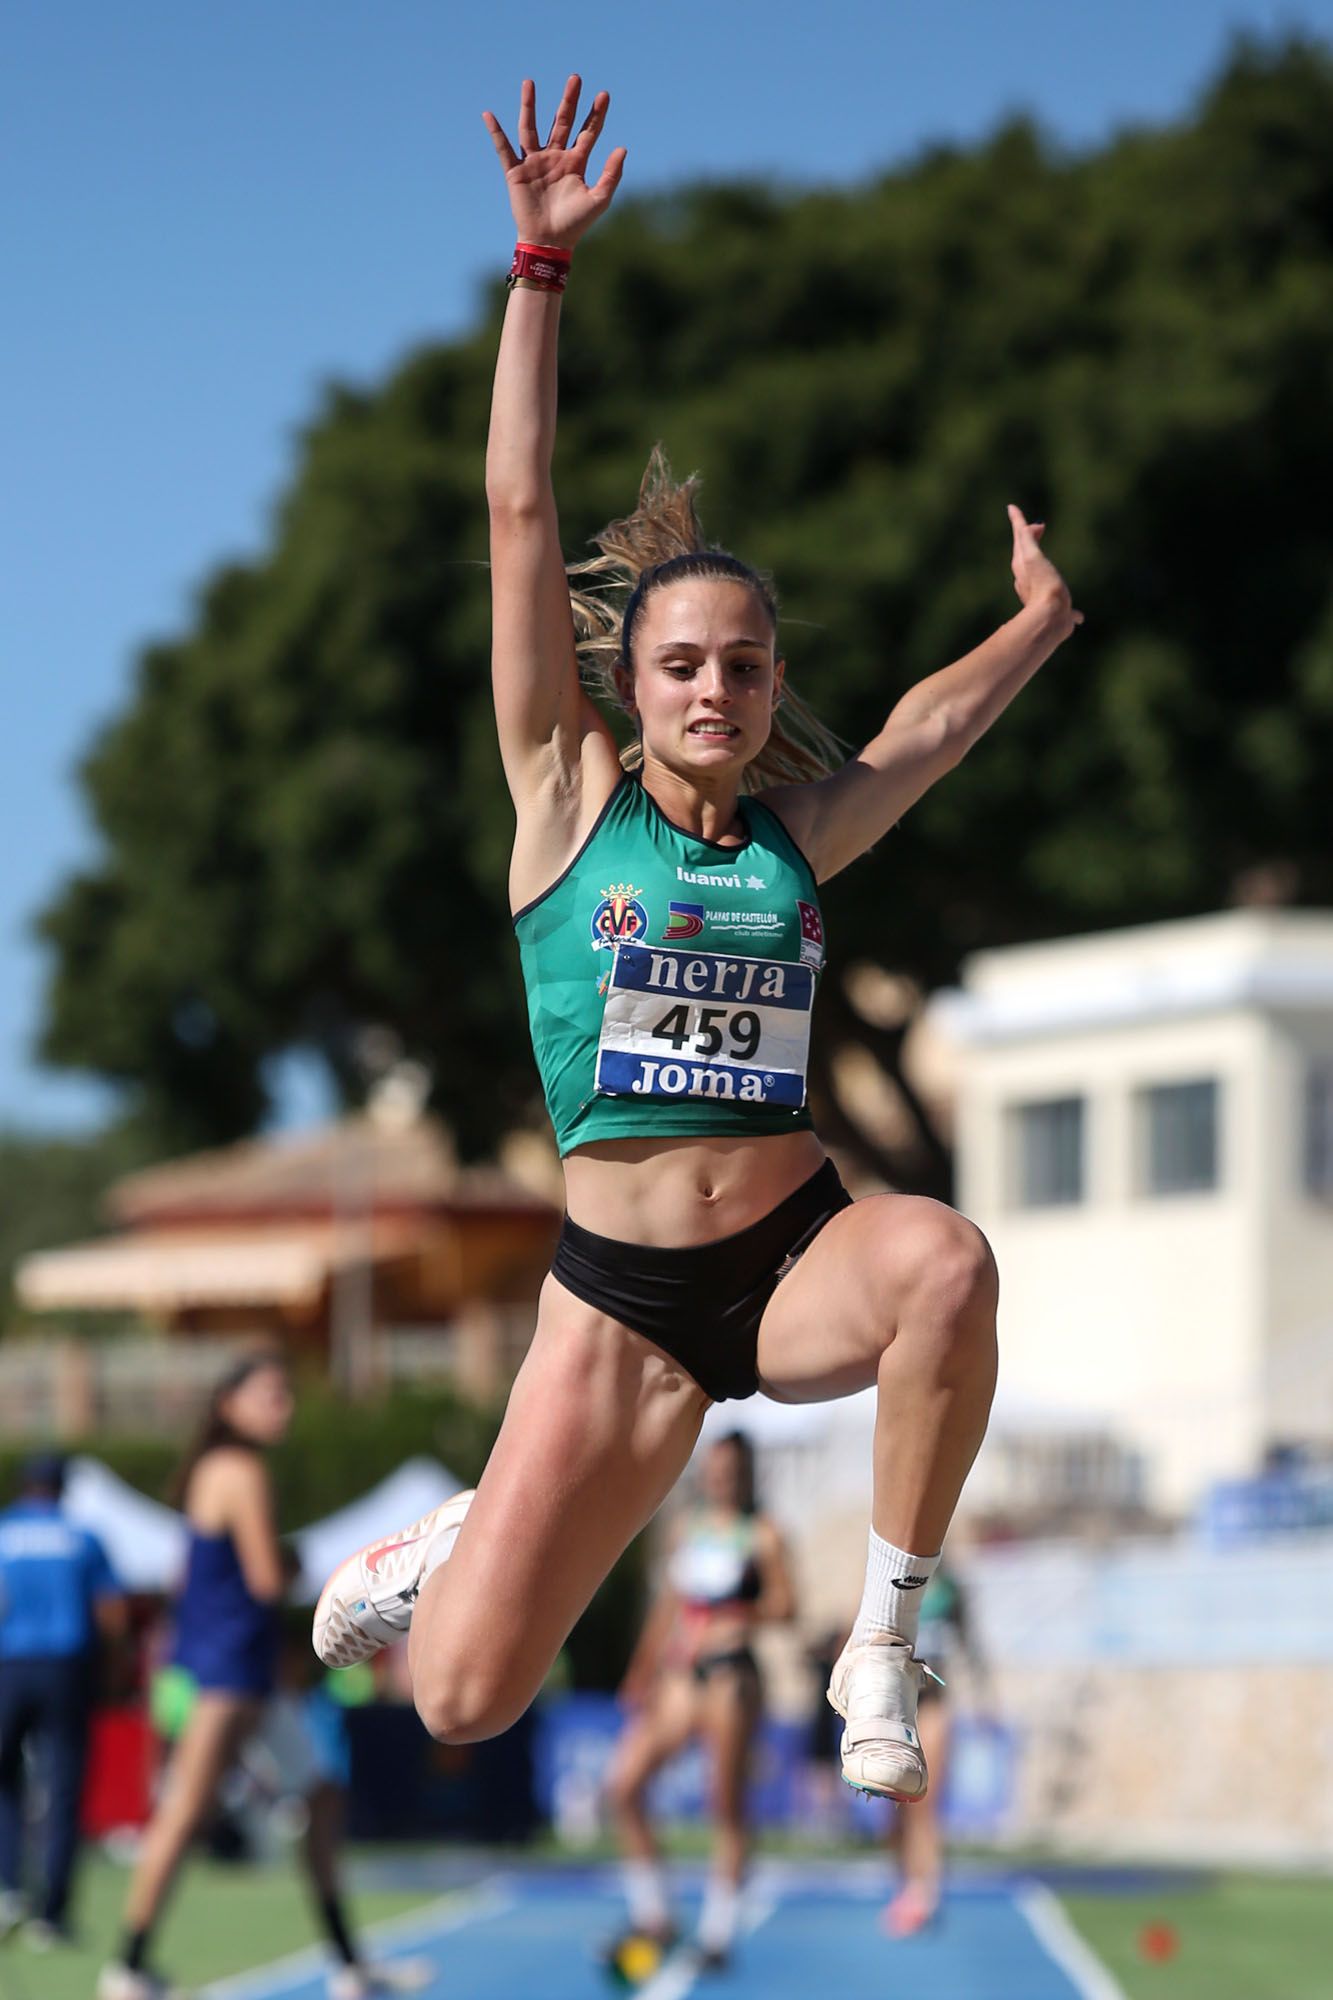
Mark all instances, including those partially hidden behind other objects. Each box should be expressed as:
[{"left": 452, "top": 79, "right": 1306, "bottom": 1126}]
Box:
[
  {"left": 345, "top": 1702, "right": 537, "bottom": 1841},
  {"left": 1199, "top": 1471, "right": 1333, "bottom": 1544},
  {"left": 532, "top": 1693, "right": 1018, "bottom": 1840}
]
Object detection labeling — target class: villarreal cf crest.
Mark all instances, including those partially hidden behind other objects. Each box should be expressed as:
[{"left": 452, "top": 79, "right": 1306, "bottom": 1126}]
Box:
[{"left": 591, "top": 882, "right": 649, "bottom": 951}]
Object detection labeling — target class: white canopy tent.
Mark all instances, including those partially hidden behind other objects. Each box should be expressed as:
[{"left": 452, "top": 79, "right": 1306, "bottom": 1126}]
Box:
[
  {"left": 64, "top": 1457, "right": 187, "bottom": 1593},
  {"left": 61, "top": 1454, "right": 462, "bottom": 1604},
  {"left": 289, "top": 1457, "right": 462, "bottom": 1601}
]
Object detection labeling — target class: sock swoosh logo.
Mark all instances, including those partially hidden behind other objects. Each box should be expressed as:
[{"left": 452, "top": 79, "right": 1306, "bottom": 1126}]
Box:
[{"left": 365, "top": 1535, "right": 426, "bottom": 1576}]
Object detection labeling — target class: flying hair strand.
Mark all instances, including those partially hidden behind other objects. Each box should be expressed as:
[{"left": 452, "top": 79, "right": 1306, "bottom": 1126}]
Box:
[{"left": 567, "top": 446, "right": 843, "bottom": 791}]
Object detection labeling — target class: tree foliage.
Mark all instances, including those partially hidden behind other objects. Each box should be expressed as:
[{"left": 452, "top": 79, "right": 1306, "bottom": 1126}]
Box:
[{"left": 36, "top": 39, "right": 1333, "bottom": 1183}]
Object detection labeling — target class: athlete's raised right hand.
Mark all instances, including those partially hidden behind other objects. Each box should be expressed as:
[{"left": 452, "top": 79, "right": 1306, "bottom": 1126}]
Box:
[{"left": 483, "top": 75, "right": 626, "bottom": 252}]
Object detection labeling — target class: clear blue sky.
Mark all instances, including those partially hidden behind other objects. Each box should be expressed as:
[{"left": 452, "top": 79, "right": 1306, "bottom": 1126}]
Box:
[{"left": 5, "top": 0, "right": 1330, "bottom": 1134}]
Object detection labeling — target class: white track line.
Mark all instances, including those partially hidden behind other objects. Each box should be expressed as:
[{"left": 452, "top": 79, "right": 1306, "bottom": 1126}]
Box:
[
  {"left": 636, "top": 1887, "right": 780, "bottom": 2000},
  {"left": 1017, "top": 1882, "right": 1129, "bottom": 2000},
  {"left": 199, "top": 1878, "right": 514, "bottom": 2000}
]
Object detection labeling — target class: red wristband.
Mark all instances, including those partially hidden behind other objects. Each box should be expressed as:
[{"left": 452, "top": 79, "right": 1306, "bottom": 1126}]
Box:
[{"left": 508, "top": 241, "right": 572, "bottom": 292}]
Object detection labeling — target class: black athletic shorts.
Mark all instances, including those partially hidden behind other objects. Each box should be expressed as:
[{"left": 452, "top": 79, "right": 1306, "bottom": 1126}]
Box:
[
  {"left": 692, "top": 1644, "right": 761, "bottom": 1689},
  {"left": 550, "top": 1158, "right": 852, "bottom": 1401}
]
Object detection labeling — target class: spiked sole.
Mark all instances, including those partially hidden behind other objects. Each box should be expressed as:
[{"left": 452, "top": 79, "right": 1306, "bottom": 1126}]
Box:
[
  {"left": 828, "top": 1686, "right": 929, "bottom": 1804},
  {"left": 312, "top": 1564, "right": 379, "bottom": 1667}
]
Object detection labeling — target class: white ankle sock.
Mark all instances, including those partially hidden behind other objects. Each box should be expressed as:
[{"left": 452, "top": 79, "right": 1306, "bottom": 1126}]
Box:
[
  {"left": 850, "top": 1531, "right": 939, "bottom": 1649},
  {"left": 421, "top": 1498, "right": 471, "bottom": 1582},
  {"left": 624, "top": 1858, "right": 671, "bottom": 1933},
  {"left": 697, "top": 1876, "right": 739, "bottom": 1954}
]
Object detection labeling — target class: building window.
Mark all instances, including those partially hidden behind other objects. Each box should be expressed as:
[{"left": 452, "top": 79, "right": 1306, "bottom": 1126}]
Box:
[
  {"left": 1140, "top": 1079, "right": 1219, "bottom": 1195},
  {"left": 1307, "top": 1066, "right": 1333, "bottom": 1199},
  {"left": 1011, "top": 1097, "right": 1084, "bottom": 1208}
]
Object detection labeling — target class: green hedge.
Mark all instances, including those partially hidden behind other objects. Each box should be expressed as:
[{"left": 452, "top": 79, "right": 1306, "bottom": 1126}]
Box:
[{"left": 0, "top": 1380, "right": 499, "bottom": 1520}]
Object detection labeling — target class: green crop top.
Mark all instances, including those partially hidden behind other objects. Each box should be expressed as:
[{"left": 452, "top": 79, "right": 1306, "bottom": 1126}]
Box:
[{"left": 513, "top": 775, "right": 826, "bottom": 1157}]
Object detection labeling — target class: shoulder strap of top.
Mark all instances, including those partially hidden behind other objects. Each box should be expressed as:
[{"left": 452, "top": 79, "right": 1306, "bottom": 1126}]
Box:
[
  {"left": 511, "top": 772, "right": 635, "bottom": 927},
  {"left": 744, "top": 792, "right": 819, "bottom": 893}
]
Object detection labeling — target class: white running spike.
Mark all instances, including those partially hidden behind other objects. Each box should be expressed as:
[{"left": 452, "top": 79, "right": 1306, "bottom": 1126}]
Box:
[
  {"left": 825, "top": 1633, "right": 930, "bottom": 1802},
  {"left": 312, "top": 1489, "right": 475, "bottom": 1668}
]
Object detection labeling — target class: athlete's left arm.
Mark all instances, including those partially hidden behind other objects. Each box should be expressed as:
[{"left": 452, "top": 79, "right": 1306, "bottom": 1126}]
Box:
[
  {"left": 618, "top": 1578, "right": 681, "bottom": 1706},
  {"left": 752, "top": 1517, "right": 797, "bottom": 1626},
  {"left": 763, "top": 507, "right": 1081, "bottom": 883}
]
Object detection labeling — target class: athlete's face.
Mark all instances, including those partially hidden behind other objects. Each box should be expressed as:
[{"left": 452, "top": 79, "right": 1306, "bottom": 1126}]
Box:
[
  {"left": 702, "top": 1439, "right": 748, "bottom": 1511},
  {"left": 221, "top": 1363, "right": 294, "bottom": 1446},
  {"left": 620, "top": 578, "right": 784, "bottom": 775}
]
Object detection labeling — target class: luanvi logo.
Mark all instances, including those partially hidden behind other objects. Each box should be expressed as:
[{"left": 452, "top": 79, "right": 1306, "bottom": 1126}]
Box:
[{"left": 895, "top": 1575, "right": 930, "bottom": 1589}]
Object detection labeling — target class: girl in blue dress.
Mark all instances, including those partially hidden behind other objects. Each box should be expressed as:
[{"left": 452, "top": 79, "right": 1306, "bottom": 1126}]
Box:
[{"left": 102, "top": 1354, "right": 405, "bottom": 2000}]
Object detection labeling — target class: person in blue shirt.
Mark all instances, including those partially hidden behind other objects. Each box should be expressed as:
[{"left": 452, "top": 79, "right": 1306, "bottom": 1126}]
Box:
[{"left": 0, "top": 1450, "right": 126, "bottom": 1947}]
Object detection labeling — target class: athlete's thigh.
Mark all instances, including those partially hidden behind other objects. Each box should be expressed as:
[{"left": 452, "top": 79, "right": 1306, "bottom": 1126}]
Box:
[
  {"left": 701, "top": 1669, "right": 759, "bottom": 1815},
  {"left": 161, "top": 1694, "right": 258, "bottom": 1813},
  {"left": 756, "top": 1191, "right": 954, "bottom": 1401},
  {"left": 414, "top": 1275, "right": 709, "bottom": 1719},
  {"left": 609, "top": 1673, "right": 701, "bottom": 1796}
]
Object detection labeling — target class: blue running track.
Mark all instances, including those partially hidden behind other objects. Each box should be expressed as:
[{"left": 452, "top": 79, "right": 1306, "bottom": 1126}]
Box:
[{"left": 200, "top": 1863, "right": 1125, "bottom": 2000}]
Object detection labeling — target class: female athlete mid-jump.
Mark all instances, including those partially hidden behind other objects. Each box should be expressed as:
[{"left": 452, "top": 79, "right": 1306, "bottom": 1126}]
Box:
[{"left": 314, "top": 75, "right": 1080, "bottom": 1807}]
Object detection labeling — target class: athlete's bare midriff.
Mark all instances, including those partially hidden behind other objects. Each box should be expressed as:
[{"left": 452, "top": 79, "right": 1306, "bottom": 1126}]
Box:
[{"left": 561, "top": 1128, "right": 827, "bottom": 1246}]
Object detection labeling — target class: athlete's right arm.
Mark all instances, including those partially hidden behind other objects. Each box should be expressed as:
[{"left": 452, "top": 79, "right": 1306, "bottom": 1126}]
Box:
[
  {"left": 618, "top": 1578, "right": 681, "bottom": 1707},
  {"left": 618, "top": 1522, "right": 683, "bottom": 1704},
  {"left": 212, "top": 1451, "right": 289, "bottom": 1605},
  {"left": 483, "top": 77, "right": 626, "bottom": 903}
]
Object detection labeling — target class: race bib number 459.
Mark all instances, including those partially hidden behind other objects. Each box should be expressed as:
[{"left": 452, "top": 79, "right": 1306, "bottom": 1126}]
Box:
[{"left": 595, "top": 944, "right": 813, "bottom": 1110}]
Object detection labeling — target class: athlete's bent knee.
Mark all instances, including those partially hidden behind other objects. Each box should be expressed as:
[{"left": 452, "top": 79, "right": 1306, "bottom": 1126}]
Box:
[
  {"left": 933, "top": 1215, "right": 998, "bottom": 1319},
  {"left": 413, "top": 1670, "right": 528, "bottom": 1746},
  {"left": 906, "top": 1213, "right": 998, "bottom": 1357}
]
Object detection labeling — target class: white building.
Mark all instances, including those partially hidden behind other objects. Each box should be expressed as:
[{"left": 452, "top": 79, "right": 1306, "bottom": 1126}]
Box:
[{"left": 933, "top": 909, "right": 1333, "bottom": 1514}]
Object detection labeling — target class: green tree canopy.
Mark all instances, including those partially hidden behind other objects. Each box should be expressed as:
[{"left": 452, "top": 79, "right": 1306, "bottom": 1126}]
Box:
[{"left": 36, "top": 37, "right": 1333, "bottom": 1186}]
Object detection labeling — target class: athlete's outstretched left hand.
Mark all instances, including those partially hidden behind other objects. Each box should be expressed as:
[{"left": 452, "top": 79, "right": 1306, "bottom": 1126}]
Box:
[
  {"left": 1008, "top": 504, "right": 1083, "bottom": 630},
  {"left": 482, "top": 75, "right": 626, "bottom": 251}
]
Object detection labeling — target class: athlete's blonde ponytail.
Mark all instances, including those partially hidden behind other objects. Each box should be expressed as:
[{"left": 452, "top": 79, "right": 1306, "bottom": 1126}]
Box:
[{"left": 568, "top": 446, "right": 844, "bottom": 791}]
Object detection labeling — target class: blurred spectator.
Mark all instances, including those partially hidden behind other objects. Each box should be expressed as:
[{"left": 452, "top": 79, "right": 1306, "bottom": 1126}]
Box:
[
  {"left": 99, "top": 1353, "right": 425, "bottom": 2000},
  {"left": 0, "top": 1449, "right": 126, "bottom": 1948},
  {"left": 604, "top": 1432, "right": 795, "bottom": 1974},
  {"left": 801, "top": 1622, "right": 851, "bottom": 1840}
]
